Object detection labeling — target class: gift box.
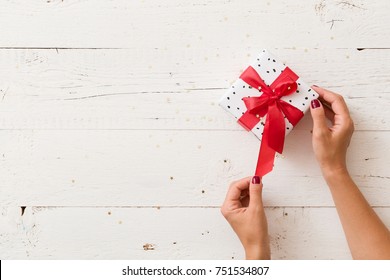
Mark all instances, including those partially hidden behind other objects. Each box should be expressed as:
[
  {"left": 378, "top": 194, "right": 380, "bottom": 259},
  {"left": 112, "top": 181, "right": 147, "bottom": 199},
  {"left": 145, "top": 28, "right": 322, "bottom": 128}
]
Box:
[{"left": 219, "top": 49, "right": 318, "bottom": 176}]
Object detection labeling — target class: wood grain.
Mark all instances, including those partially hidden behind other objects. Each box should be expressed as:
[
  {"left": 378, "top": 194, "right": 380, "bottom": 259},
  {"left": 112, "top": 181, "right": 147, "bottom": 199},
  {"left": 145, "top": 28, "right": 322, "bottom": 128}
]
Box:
[
  {"left": 0, "top": 48, "right": 388, "bottom": 130},
  {"left": 0, "top": 130, "right": 388, "bottom": 206},
  {"left": 2, "top": 206, "right": 389, "bottom": 259},
  {"left": 0, "top": 0, "right": 388, "bottom": 48},
  {"left": 0, "top": 0, "right": 389, "bottom": 260}
]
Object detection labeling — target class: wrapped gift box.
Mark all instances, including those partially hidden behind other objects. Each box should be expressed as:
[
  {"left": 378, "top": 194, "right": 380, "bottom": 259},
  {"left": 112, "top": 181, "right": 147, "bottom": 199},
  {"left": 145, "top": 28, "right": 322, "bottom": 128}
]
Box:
[{"left": 219, "top": 49, "right": 318, "bottom": 175}]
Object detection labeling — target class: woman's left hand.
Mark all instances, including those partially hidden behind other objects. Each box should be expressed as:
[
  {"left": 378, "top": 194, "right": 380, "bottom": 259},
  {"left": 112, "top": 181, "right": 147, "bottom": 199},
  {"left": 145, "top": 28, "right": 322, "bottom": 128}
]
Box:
[{"left": 221, "top": 176, "right": 270, "bottom": 259}]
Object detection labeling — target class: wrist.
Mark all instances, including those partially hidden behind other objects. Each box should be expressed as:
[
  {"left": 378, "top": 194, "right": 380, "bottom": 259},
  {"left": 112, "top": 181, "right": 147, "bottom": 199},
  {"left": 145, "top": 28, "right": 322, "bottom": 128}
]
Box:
[
  {"left": 321, "top": 165, "right": 351, "bottom": 184},
  {"left": 245, "top": 245, "right": 270, "bottom": 260},
  {"left": 321, "top": 164, "right": 349, "bottom": 179}
]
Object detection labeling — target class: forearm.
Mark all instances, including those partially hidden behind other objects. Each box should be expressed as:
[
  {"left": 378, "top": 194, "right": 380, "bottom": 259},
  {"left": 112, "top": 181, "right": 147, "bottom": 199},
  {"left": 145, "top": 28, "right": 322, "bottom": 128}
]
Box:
[{"left": 323, "top": 169, "right": 390, "bottom": 259}]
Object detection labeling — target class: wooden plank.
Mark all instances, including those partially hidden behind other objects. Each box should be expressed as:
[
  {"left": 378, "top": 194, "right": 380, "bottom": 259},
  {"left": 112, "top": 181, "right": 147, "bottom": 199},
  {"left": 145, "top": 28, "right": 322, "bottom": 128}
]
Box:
[
  {"left": 0, "top": 48, "right": 388, "bottom": 130},
  {"left": 0, "top": 1, "right": 388, "bottom": 48},
  {"left": 0, "top": 130, "right": 388, "bottom": 206},
  {"left": 1, "top": 206, "right": 389, "bottom": 259},
  {"left": 0, "top": 0, "right": 388, "bottom": 262}
]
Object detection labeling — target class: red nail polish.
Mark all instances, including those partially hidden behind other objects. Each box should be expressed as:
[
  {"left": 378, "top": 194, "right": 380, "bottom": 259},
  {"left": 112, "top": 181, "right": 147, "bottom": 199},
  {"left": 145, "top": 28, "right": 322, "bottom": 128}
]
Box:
[
  {"left": 252, "top": 176, "right": 261, "bottom": 184},
  {"left": 311, "top": 99, "right": 321, "bottom": 109},
  {"left": 312, "top": 85, "right": 319, "bottom": 88}
]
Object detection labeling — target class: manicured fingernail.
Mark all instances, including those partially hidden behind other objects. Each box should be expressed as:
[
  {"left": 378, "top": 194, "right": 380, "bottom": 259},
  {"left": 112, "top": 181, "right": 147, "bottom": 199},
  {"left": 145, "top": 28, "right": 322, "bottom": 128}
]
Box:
[
  {"left": 312, "top": 85, "right": 319, "bottom": 88},
  {"left": 252, "top": 176, "right": 261, "bottom": 184},
  {"left": 311, "top": 99, "right": 321, "bottom": 109}
]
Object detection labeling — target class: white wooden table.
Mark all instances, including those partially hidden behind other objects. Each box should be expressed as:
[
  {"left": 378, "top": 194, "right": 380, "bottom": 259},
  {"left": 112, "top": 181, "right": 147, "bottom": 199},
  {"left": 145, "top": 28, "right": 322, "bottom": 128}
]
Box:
[{"left": 0, "top": 0, "right": 389, "bottom": 259}]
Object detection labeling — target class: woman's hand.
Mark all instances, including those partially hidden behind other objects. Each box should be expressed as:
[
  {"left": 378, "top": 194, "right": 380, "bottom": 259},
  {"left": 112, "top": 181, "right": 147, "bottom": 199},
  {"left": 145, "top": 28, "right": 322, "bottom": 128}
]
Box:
[
  {"left": 221, "top": 176, "right": 270, "bottom": 260},
  {"left": 309, "top": 86, "right": 354, "bottom": 177},
  {"left": 310, "top": 86, "right": 390, "bottom": 259}
]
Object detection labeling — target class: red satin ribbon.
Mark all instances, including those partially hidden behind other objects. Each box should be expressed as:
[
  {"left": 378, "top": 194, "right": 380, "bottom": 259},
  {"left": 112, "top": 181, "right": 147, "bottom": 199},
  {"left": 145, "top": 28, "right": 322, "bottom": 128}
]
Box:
[{"left": 237, "top": 66, "right": 304, "bottom": 176}]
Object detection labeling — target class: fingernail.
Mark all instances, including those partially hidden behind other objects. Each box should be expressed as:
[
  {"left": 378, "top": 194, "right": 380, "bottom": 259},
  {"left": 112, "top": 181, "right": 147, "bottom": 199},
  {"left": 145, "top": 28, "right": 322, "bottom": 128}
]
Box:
[
  {"left": 252, "top": 176, "right": 261, "bottom": 184},
  {"left": 312, "top": 84, "right": 319, "bottom": 88},
  {"left": 311, "top": 99, "right": 321, "bottom": 109}
]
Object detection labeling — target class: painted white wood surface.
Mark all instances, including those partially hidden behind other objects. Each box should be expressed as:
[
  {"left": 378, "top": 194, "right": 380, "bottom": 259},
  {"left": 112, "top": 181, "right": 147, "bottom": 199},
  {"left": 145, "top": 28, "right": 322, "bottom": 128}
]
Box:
[
  {"left": 0, "top": 0, "right": 389, "bottom": 259},
  {"left": 1, "top": 206, "right": 389, "bottom": 260},
  {"left": 0, "top": 48, "right": 388, "bottom": 130},
  {"left": 0, "top": 0, "right": 389, "bottom": 48},
  {"left": 0, "top": 130, "right": 388, "bottom": 207}
]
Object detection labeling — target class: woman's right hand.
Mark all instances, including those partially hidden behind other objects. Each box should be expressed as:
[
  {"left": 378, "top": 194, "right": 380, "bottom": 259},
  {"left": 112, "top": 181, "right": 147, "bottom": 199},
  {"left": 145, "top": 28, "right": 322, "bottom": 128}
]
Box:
[
  {"left": 309, "top": 86, "right": 355, "bottom": 176},
  {"left": 310, "top": 86, "right": 390, "bottom": 260}
]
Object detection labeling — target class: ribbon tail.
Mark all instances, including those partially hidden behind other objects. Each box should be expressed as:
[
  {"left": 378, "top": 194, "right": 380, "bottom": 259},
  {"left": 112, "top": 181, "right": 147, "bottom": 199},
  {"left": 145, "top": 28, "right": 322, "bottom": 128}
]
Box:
[
  {"left": 267, "top": 102, "right": 286, "bottom": 153},
  {"left": 255, "top": 133, "right": 276, "bottom": 176}
]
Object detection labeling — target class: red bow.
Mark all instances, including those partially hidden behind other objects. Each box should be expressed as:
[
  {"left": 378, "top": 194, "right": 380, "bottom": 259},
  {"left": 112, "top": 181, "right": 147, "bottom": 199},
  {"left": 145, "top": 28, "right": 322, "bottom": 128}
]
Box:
[{"left": 238, "top": 66, "right": 304, "bottom": 176}]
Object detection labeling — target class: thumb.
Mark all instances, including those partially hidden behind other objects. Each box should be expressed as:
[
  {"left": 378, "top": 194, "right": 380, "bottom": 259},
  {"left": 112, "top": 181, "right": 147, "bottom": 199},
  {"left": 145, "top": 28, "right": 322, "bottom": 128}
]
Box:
[
  {"left": 310, "top": 99, "right": 328, "bottom": 132},
  {"left": 249, "top": 176, "right": 264, "bottom": 211}
]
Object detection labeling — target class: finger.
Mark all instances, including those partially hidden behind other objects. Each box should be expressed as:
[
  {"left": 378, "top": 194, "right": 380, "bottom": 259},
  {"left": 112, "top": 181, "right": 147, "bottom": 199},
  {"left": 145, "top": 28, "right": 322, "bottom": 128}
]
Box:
[
  {"left": 318, "top": 96, "right": 335, "bottom": 123},
  {"left": 240, "top": 189, "right": 249, "bottom": 198},
  {"left": 318, "top": 96, "right": 333, "bottom": 112},
  {"left": 310, "top": 99, "right": 328, "bottom": 132},
  {"left": 241, "top": 195, "right": 250, "bottom": 208},
  {"left": 248, "top": 176, "right": 264, "bottom": 211},
  {"left": 312, "top": 86, "right": 350, "bottom": 117},
  {"left": 323, "top": 105, "right": 335, "bottom": 124},
  {"left": 224, "top": 177, "right": 251, "bottom": 204}
]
